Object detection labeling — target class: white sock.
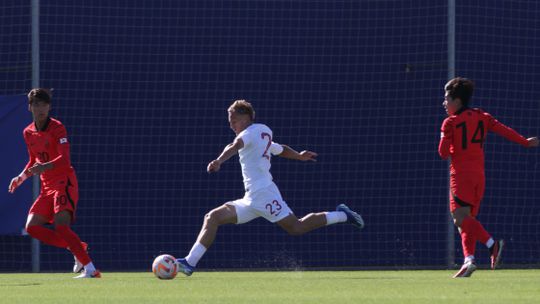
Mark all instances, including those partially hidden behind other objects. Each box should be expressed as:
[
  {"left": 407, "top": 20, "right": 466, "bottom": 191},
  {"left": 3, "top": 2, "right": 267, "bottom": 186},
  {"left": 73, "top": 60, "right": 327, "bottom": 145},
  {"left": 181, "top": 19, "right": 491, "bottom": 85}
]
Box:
[
  {"left": 84, "top": 262, "right": 96, "bottom": 273},
  {"left": 185, "top": 242, "right": 207, "bottom": 267},
  {"left": 464, "top": 255, "right": 475, "bottom": 264},
  {"left": 325, "top": 211, "right": 348, "bottom": 225},
  {"left": 486, "top": 238, "right": 494, "bottom": 248}
]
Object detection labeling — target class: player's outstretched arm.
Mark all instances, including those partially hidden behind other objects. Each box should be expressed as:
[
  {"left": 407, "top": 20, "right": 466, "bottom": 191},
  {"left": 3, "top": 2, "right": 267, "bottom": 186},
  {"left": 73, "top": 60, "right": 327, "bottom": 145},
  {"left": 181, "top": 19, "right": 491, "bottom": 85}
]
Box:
[
  {"left": 487, "top": 114, "right": 535, "bottom": 147},
  {"left": 277, "top": 145, "right": 317, "bottom": 162},
  {"left": 207, "top": 138, "right": 245, "bottom": 173}
]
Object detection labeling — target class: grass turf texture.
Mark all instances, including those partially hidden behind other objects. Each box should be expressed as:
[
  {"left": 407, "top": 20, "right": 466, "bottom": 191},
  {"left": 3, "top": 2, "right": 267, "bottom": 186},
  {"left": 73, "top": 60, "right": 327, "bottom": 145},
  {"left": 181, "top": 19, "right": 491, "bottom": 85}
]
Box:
[{"left": 0, "top": 270, "right": 538, "bottom": 303}]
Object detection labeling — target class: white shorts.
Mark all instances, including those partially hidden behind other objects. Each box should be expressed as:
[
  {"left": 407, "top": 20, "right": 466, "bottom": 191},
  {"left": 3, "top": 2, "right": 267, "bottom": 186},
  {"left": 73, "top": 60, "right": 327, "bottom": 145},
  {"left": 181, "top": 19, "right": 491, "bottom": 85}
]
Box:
[{"left": 227, "top": 183, "right": 293, "bottom": 224}]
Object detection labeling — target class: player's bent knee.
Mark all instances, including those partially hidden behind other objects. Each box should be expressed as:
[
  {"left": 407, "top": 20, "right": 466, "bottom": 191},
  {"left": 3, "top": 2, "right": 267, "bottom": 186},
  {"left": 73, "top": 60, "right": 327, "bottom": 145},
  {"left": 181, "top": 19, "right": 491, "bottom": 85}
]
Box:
[
  {"left": 203, "top": 212, "right": 217, "bottom": 226},
  {"left": 453, "top": 214, "right": 466, "bottom": 227},
  {"left": 26, "top": 214, "right": 49, "bottom": 228},
  {"left": 53, "top": 210, "right": 73, "bottom": 226},
  {"left": 204, "top": 210, "right": 230, "bottom": 227}
]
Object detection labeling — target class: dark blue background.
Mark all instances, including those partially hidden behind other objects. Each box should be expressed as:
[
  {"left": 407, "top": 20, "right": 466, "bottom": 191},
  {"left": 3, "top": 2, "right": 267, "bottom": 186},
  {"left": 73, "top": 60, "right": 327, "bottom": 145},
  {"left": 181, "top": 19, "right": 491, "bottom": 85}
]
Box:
[{"left": 0, "top": 0, "right": 538, "bottom": 271}]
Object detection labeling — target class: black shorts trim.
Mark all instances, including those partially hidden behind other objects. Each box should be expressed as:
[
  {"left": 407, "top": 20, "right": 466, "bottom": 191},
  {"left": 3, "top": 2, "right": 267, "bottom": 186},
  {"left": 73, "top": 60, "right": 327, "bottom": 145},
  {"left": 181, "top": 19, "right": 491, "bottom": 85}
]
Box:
[
  {"left": 65, "top": 178, "right": 76, "bottom": 210},
  {"left": 452, "top": 192, "right": 472, "bottom": 207}
]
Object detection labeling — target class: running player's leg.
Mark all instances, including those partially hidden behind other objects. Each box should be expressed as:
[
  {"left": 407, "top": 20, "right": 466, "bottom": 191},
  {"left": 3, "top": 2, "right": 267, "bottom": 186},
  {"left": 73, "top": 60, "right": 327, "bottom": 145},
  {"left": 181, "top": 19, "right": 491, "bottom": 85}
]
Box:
[
  {"left": 54, "top": 211, "right": 100, "bottom": 278},
  {"left": 50, "top": 177, "right": 100, "bottom": 278},
  {"left": 461, "top": 213, "right": 503, "bottom": 269},
  {"left": 54, "top": 211, "right": 87, "bottom": 262},
  {"left": 452, "top": 172, "right": 501, "bottom": 267},
  {"left": 25, "top": 213, "right": 69, "bottom": 248},
  {"left": 276, "top": 212, "right": 327, "bottom": 236},
  {"left": 26, "top": 194, "right": 69, "bottom": 248},
  {"left": 277, "top": 206, "right": 365, "bottom": 235},
  {"left": 196, "top": 203, "right": 238, "bottom": 248},
  {"left": 469, "top": 173, "right": 492, "bottom": 247},
  {"left": 452, "top": 206, "right": 476, "bottom": 261},
  {"left": 254, "top": 184, "right": 359, "bottom": 235},
  {"left": 451, "top": 205, "right": 479, "bottom": 278},
  {"left": 470, "top": 175, "right": 503, "bottom": 269},
  {"left": 178, "top": 203, "right": 242, "bottom": 275},
  {"left": 450, "top": 173, "right": 481, "bottom": 264},
  {"left": 450, "top": 172, "right": 480, "bottom": 278}
]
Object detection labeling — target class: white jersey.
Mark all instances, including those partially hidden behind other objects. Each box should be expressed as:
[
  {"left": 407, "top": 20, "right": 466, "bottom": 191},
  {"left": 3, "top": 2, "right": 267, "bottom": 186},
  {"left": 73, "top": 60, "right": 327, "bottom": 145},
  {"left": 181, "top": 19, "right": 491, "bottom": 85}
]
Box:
[{"left": 236, "top": 123, "right": 284, "bottom": 193}]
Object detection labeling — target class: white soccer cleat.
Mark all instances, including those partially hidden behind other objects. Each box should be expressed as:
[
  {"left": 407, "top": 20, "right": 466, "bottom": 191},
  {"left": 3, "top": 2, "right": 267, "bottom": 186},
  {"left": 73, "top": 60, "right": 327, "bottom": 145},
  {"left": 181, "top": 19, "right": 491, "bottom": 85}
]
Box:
[
  {"left": 453, "top": 262, "right": 477, "bottom": 278},
  {"left": 72, "top": 242, "right": 88, "bottom": 273},
  {"left": 73, "top": 257, "right": 83, "bottom": 273},
  {"left": 73, "top": 269, "right": 101, "bottom": 279}
]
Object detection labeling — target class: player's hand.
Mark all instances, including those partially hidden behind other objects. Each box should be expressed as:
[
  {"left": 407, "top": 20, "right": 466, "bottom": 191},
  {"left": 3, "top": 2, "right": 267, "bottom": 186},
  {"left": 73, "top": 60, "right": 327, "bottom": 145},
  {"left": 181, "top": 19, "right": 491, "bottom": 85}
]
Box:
[
  {"left": 207, "top": 160, "right": 222, "bottom": 173},
  {"left": 8, "top": 176, "right": 24, "bottom": 193},
  {"left": 298, "top": 150, "right": 318, "bottom": 162},
  {"left": 527, "top": 137, "right": 539, "bottom": 148}
]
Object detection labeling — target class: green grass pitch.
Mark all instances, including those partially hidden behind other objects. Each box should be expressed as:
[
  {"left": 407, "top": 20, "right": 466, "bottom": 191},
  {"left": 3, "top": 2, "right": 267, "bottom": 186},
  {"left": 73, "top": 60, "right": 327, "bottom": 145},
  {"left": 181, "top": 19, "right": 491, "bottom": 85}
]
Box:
[{"left": 0, "top": 270, "right": 539, "bottom": 303}]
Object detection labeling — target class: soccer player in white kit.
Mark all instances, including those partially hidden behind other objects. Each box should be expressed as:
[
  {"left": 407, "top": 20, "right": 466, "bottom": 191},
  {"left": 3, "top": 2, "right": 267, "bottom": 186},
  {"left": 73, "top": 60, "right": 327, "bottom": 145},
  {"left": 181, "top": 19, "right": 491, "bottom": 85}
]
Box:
[{"left": 176, "top": 100, "right": 364, "bottom": 275}]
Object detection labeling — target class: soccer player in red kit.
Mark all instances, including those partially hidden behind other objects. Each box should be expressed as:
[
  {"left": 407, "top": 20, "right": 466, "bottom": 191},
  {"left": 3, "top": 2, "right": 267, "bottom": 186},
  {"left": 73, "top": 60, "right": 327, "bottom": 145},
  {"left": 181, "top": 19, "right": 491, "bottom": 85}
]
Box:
[
  {"left": 438, "top": 78, "right": 538, "bottom": 278},
  {"left": 8, "top": 88, "right": 101, "bottom": 278}
]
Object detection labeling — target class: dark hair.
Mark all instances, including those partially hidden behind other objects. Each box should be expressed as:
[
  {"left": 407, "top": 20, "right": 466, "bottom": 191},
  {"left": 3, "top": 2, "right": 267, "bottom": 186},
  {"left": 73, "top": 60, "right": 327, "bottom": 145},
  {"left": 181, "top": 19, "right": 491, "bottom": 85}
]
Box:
[
  {"left": 28, "top": 88, "right": 53, "bottom": 104},
  {"left": 228, "top": 100, "right": 255, "bottom": 121},
  {"left": 444, "top": 77, "right": 474, "bottom": 106}
]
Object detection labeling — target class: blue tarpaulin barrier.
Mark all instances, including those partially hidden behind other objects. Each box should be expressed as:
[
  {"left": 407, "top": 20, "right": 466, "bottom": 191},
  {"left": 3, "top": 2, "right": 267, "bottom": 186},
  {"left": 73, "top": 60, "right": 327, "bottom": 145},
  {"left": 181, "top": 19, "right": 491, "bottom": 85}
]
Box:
[{"left": 0, "top": 95, "right": 33, "bottom": 235}]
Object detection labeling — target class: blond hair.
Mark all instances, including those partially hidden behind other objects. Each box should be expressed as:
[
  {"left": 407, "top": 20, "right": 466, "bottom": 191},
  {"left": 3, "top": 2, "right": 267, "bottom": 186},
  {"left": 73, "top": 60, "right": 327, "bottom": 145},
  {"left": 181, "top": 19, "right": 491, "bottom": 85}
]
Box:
[{"left": 228, "top": 100, "right": 255, "bottom": 121}]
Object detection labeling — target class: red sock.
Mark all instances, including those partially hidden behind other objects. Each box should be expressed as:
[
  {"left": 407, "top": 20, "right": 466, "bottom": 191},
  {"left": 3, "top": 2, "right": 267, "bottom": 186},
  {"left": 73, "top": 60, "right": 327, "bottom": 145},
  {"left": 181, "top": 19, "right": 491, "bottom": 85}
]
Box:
[
  {"left": 26, "top": 225, "right": 68, "bottom": 248},
  {"left": 55, "top": 225, "right": 91, "bottom": 266},
  {"left": 462, "top": 216, "right": 491, "bottom": 244}
]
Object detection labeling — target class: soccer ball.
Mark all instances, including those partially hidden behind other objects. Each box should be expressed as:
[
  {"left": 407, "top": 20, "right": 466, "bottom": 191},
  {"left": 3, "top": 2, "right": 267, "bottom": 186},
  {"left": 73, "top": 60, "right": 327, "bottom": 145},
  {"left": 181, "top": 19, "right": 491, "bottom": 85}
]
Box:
[{"left": 152, "top": 254, "right": 178, "bottom": 280}]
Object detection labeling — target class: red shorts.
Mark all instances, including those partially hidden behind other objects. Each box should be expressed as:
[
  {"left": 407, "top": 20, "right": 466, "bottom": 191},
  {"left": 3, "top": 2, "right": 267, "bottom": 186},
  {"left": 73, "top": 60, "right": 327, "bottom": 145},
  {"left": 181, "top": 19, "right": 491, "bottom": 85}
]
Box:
[
  {"left": 29, "top": 173, "right": 79, "bottom": 223},
  {"left": 449, "top": 171, "right": 485, "bottom": 217}
]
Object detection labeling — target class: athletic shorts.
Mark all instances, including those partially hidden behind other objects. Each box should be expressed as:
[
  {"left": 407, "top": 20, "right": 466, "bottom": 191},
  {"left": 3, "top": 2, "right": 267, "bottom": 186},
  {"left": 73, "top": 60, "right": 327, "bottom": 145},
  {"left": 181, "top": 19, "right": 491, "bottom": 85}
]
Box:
[
  {"left": 29, "top": 173, "right": 79, "bottom": 223},
  {"left": 227, "top": 182, "right": 293, "bottom": 224},
  {"left": 449, "top": 171, "right": 485, "bottom": 217}
]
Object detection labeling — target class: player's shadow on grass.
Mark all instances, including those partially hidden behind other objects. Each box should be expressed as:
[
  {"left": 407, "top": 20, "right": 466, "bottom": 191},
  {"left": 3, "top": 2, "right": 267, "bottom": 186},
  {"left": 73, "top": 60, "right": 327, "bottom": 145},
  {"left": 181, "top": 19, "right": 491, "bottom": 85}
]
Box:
[
  {"left": 0, "top": 282, "right": 41, "bottom": 287},
  {"left": 305, "top": 276, "right": 403, "bottom": 281},
  {"left": 339, "top": 277, "right": 403, "bottom": 280}
]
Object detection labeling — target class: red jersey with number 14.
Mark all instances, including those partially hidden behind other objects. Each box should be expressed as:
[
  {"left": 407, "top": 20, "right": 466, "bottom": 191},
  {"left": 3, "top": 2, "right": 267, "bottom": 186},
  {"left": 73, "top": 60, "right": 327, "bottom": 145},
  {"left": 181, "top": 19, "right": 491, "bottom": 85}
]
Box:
[
  {"left": 23, "top": 117, "right": 75, "bottom": 185},
  {"left": 438, "top": 107, "right": 528, "bottom": 174}
]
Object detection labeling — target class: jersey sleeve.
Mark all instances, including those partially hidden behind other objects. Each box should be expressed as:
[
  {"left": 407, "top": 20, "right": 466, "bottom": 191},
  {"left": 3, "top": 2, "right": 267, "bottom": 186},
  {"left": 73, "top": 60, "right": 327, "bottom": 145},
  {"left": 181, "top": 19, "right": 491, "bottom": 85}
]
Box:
[
  {"left": 268, "top": 141, "right": 284, "bottom": 155},
  {"left": 438, "top": 117, "right": 453, "bottom": 159},
  {"left": 485, "top": 112, "right": 529, "bottom": 147},
  {"left": 48, "top": 124, "right": 72, "bottom": 169}
]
